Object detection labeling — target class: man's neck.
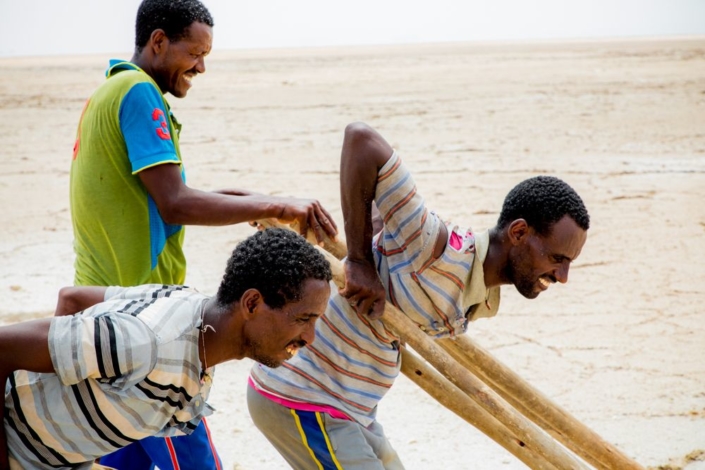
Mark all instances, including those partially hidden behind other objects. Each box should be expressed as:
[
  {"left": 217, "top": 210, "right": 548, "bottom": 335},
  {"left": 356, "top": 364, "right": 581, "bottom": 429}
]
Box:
[
  {"left": 130, "top": 53, "right": 160, "bottom": 91},
  {"left": 483, "top": 227, "right": 508, "bottom": 288},
  {"left": 200, "top": 298, "right": 244, "bottom": 368}
]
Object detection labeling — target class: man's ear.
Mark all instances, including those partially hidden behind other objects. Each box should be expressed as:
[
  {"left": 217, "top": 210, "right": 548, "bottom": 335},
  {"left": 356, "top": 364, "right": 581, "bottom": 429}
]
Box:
[
  {"left": 240, "top": 289, "right": 264, "bottom": 319},
  {"left": 149, "top": 29, "right": 168, "bottom": 55},
  {"left": 507, "top": 219, "right": 530, "bottom": 245}
]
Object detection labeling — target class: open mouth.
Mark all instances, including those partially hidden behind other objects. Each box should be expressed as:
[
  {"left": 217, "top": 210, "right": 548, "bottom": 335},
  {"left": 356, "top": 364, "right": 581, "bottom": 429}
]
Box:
[
  {"left": 285, "top": 344, "right": 299, "bottom": 357},
  {"left": 538, "top": 276, "right": 552, "bottom": 289}
]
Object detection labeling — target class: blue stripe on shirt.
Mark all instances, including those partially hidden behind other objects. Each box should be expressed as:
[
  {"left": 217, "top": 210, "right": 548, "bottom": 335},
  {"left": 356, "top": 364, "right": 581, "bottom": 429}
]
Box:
[
  {"left": 393, "top": 275, "right": 437, "bottom": 325},
  {"left": 376, "top": 171, "right": 411, "bottom": 207},
  {"left": 416, "top": 275, "right": 464, "bottom": 319},
  {"left": 326, "top": 301, "right": 396, "bottom": 355}
]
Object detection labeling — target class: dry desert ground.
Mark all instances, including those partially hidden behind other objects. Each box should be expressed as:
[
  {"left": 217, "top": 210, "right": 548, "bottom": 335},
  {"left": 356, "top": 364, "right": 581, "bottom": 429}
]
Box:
[{"left": 0, "top": 36, "right": 704, "bottom": 469}]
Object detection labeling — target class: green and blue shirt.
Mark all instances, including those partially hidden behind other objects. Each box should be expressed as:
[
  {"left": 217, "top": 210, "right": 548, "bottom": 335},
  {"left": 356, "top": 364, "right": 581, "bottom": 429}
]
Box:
[{"left": 70, "top": 60, "right": 186, "bottom": 287}]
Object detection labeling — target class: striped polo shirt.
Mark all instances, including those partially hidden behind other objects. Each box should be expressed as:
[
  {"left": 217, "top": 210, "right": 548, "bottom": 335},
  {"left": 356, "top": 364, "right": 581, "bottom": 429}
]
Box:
[
  {"left": 251, "top": 152, "right": 500, "bottom": 426},
  {"left": 4, "top": 285, "right": 215, "bottom": 469}
]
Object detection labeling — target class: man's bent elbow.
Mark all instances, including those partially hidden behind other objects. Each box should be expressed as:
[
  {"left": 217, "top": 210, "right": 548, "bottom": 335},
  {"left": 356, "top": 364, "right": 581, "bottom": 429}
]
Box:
[
  {"left": 56, "top": 287, "right": 78, "bottom": 317},
  {"left": 344, "top": 122, "right": 375, "bottom": 141},
  {"left": 156, "top": 199, "right": 193, "bottom": 225},
  {"left": 158, "top": 209, "right": 183, "bottom": 225},
  {"left": 342, "top": 123, "right": 393, "bottom": 168},
  {"left": 154, "top": 187, "right": 205, "bottom": 225}
]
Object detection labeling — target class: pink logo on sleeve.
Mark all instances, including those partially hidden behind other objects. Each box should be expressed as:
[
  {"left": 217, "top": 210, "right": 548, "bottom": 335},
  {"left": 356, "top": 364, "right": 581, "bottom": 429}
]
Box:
[{"left": 152, "top": 108, "right": 171, "bottom": 140}]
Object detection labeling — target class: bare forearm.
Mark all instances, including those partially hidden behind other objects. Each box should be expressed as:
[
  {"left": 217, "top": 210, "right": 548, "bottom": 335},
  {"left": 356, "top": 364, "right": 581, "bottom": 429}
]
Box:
[
  {"left": 0, "top": 321, "right": 54, "bottom": 374},
  {"left": 340, "top": 123, "right": 394, "bottom": 261},
  {"left": 158, "top": 190, "right": 288, "bottom": 226},
  {"left": 138, "top": 164, "right": 283, "bottom": 226},
  {"left": 212, "top": 188, "right": 263, "bottom": 197},
  {"left": 0, "top": 319, "right": 55, "bottom": 470},
  {"left": 138, "top": 163, "right": 338, "bottom": 242},
  {"left": 55, "top": 286, "right": 108, "bottom": 317}
]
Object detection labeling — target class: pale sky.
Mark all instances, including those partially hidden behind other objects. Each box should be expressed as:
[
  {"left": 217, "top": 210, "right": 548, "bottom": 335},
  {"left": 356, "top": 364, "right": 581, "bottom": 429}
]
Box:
[{"left": 1, "top": 0, "right": 704, "bottom": 58}]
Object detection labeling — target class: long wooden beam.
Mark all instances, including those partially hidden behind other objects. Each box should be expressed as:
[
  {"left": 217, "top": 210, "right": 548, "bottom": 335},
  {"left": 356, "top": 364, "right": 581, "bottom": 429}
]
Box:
[
  {"left": 437, "top": 336, "right": 643, "bottom": 470},
  {"left": 400, "top": 347, "right": 559, "bottom": 470}
]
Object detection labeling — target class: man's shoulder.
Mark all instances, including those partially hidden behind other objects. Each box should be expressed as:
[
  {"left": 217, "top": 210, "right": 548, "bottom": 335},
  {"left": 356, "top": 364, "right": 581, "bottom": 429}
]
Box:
[
  {"left": 96, "top": 285, "right": 203, "bottom": 338},
  {"left": 119, "top": 285, "right": 202, "bottom": 313},
  {"left": 105, "top": 284, "right": 200, "bottom": 306},
  {"left": 93, "top": 67, "right": 158, "bottom": 102}
]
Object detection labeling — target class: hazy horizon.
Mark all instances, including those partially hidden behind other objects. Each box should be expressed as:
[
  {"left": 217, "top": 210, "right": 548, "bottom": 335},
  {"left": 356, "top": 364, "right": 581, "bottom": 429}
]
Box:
[{"left": 2, "top": 0, "right": 704, "bottom": 58}]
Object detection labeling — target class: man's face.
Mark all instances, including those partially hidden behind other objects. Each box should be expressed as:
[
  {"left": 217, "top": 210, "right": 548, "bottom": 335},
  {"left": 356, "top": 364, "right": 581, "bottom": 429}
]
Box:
[
  {"left": 153, "top": 21, "right": 212, "bottom": 98},
  {"left": 246, "top": 279, "right": 331, "bottom": 368},
  {"left": 506, "top": 215, "right": 587, "bottom": 299}
]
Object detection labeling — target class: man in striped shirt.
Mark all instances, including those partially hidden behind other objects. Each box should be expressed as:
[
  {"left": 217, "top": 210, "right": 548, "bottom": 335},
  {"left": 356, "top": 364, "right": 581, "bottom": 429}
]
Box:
[
  {"left": 248, "top": 123, "right": 590, "bottom": 469},
  {"left": 0, "top": 229, "right": 332, "bottom": 470}
]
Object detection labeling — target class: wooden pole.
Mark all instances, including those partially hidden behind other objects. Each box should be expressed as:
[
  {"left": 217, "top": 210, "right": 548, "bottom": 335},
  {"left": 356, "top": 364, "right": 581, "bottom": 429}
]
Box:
[
  {"left": 400, "top": 347, "right": 559, "bottom": 470},
  {"left": 437, "top": 336, "right": 643, "bottom": 470}
]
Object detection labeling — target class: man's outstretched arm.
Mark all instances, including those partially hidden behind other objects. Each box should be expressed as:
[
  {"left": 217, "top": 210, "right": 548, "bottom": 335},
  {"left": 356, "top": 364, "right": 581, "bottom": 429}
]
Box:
[
  {"left": 138, "top": 164, "right": 338, "bottom": 244},
  {"left": 114, "top": 73, "right": 337, "bottom": 244},
  {"left": 338, "top": 122, "right": 395, "bottom": 319},
  {"left": 0, "top": 319, "right": 54, "bottom": 470}
]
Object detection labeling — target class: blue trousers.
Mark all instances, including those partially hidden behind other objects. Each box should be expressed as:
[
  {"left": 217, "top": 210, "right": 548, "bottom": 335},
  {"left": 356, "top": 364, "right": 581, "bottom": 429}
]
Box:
[{"left": 99, "top": 419, "right": 221, "bottom": 470}]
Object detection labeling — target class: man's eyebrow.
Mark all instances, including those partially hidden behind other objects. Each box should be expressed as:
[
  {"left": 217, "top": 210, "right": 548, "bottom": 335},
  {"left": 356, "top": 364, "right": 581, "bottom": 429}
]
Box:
[
  {"left": 291, "top": 312, "right": 321, "bottom": 318},
  {"left": 553, "top": 253, "right": 573, "bottom": 262}
]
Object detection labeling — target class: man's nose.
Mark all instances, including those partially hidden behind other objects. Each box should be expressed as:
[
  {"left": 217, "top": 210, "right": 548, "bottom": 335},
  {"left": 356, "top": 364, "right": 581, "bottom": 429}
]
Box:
[
  {"left": 195, "top": 56, "right": 206, "bottom": 74},
  {"left": 302, "top": 323, "right": 316, "bottom": 345},
  {"left": 555, "top": 261, "right": 570, "bottom": 284}
]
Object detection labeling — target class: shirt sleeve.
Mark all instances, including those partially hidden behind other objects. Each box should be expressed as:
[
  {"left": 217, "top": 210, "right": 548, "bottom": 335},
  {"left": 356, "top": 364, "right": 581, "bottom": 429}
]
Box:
[
  {"left": 105, "top": 284, "right": 192, "bottom": 302},
  {"left": 104, "top": 286, "right": 127, "bottom": 301},
  {"left": 49, "top": 312, "right": 157, "bottom": 390},
  {"left": 119, "top": 82, "right": 180, "bottom": 174},
  {"left": 373, "top": 151, "right": 441, "bottom": 274}
]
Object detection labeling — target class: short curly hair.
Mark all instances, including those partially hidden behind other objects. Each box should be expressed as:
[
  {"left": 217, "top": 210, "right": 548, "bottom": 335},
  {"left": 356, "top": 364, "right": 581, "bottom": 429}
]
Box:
[
  {"left": 135, "top": 0, "right": 214, "bottom": 53},
  {"left": 497, "top": 176, "right": 590, "bottom": 236},
  {"left": 216, "top": 229, "right": 332, "bottom": 309}
]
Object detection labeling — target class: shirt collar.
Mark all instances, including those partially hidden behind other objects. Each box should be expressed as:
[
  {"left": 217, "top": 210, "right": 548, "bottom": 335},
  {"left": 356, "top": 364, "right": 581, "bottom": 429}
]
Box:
[
  {"left": 463, "top": 229, "right": 501, "bottom": 321},
  {"left": 106, "top": 59, "right": 142, "bottom": 78}
]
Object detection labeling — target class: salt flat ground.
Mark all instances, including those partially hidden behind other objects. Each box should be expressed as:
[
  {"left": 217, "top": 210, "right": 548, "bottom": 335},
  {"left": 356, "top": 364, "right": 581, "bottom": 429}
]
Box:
[{"left": 0, "top": 37, "right": 704, "bottom": 469}]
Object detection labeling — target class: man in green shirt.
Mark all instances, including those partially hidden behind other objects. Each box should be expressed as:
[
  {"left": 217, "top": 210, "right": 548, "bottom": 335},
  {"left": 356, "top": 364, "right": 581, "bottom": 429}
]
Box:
[{"left": 70, "top": 0, "right": 337, "bottom": 467}]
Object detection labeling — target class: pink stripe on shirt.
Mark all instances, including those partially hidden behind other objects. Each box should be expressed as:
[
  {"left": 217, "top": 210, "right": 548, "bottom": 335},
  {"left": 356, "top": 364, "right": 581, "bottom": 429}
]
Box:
[
  {"left": 449, "top": 230, "right": 463, "bottom": 250},
  {"left": 248, "top": 377, "right": 352, "bottom": 421}
]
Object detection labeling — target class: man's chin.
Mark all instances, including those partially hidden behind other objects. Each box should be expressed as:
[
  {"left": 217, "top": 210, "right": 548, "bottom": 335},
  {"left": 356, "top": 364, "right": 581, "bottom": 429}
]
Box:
[
  {"left": 168, "top": 84, "right": 190, "bottom": 99},
  {"left": 517, "top": 286, "right": 540, "bottom": 299},
  {"left": 254, "top": 356, "right": 284, "bottom": 369}
]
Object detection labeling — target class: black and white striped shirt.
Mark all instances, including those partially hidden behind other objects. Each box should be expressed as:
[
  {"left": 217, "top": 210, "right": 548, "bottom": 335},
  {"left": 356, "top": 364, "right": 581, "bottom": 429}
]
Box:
[{"left": 5, "top": 285, "right": 215, "bottom": 469}]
